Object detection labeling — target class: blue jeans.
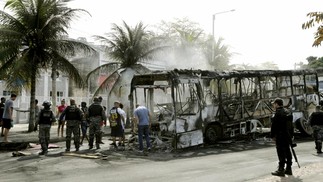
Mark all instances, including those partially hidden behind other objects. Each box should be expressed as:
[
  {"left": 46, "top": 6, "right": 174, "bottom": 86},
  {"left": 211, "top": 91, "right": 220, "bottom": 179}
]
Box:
[{"left": 138, "top": 125, "right": 151, "bottom": 150}]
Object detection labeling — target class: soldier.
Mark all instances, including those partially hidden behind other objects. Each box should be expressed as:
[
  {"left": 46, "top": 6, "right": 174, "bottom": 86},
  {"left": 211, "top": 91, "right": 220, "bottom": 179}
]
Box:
[
  {"left": 59, "top": 99, "right": 83, "bottom": 152},
  {"left": 87, "top": 97, "right": 106, "bottom": 149},
  {"left": 34, "top": 101, "right": 56, "bottom": 155},
  {"left": 309, "top": 105, "right": 323, "bottom": 154},
  {"left": 270, "top": 98, "right": 294, "bottom": 176}
]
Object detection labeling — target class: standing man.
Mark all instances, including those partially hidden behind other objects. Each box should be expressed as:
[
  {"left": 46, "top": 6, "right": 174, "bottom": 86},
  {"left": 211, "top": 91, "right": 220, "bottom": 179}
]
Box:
[
  {"left": 87, "top": 97, "right": 106, "bottom": 149},
  {"left": 59, "top": 99, "right": 83, "bottom": 152},
  {"left": 270, "top": 98, "right": 294, "bottom": 176},
  {"left": 109, "top": 101, "right": 125, "bottom": 148},
  {"left": 57, "top": 99, "right": 67, "bottom": 137},
  {"left": 34, "top": 101, "right": 56, "bottom": 155},
  {"left": 0, "top": 97, "right": 6, "bottom": 137},
  {"left": 119, "top": 103, "right": 127, "bottom": 146},
  {"left": 309, "top": 105, "right": 323, "bottom": 154},
  {"left": 80, "top": 102, "right": 89, "bottom": 145},
  {"left": 133, "top": 104, "right": 151, "bottom": 152},
  {"left": 2, "top": 94, "right": 17, "bottom": 143}
]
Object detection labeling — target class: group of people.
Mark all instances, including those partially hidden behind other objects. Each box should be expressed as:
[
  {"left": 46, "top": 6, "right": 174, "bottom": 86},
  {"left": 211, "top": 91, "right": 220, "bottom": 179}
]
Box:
[
  {"left": 270, "top": 98, "right": 323, "bottom": 177},
  {"left": 33, "top": 97, "right": 152, "bottom": 155}
]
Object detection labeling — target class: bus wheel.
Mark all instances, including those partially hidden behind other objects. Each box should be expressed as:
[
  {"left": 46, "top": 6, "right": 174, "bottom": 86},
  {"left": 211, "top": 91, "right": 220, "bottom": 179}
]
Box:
[
  {"left": 295, "top": 118, "right": 312, "bottom": 136},
  {"left": 205, "top": 125, "right": 222, "bottom": 144}
]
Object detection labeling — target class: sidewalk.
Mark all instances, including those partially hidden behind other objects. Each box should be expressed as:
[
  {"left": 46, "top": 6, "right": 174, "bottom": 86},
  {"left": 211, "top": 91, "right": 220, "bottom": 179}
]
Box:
[{"left": 1, "top": 123, "right": 131, "bottom": 144}]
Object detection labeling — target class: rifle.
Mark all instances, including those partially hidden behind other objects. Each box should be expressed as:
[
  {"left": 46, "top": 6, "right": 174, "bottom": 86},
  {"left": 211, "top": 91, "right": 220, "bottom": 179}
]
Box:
[{"left": 290, "top": 143, "right": 301, "bottom": 168}]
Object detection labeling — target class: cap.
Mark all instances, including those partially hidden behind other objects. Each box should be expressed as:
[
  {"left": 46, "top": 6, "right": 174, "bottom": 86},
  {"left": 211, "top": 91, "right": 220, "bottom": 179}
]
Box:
[
  {"left": 114, "top": 100, "right": 120, "bottom": 104},
  {"left": 272, "top": 98, "right": 283, "bottom": 106}
]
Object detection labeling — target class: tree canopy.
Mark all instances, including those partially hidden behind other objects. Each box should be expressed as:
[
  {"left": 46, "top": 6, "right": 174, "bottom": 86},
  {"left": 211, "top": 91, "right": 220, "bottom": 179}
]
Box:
[{"left": 302, "top": 12, "right": 323, "bottom": 47}]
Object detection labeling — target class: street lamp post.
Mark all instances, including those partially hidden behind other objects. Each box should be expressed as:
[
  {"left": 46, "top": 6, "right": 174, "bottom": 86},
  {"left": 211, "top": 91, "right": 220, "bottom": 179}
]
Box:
[{"left": 212, "top": 9, "right": 235, "bottom": 67}]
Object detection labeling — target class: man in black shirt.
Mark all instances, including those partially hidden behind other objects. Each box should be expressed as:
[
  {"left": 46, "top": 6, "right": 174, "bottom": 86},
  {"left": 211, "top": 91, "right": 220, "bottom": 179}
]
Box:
[
  {"left": 87, "top": 97, "right": 106, "bottom": 149},
  {"left": 59, "top": 99, "right": 83, "bottom": 152},
  {"left": 270, "top": 98, "right": 294, "bottom": 176}
]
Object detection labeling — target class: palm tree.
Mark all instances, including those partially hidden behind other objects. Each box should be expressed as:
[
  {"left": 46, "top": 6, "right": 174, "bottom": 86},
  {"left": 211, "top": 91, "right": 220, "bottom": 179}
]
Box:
[
  {"left": 204, "top": 36, "right": 233, "bottom": 70},
  {"left": 88, "top": 21, "right": 162, "bottom": 98},
  {"left": 0, "top": 0, "right": 95, "bottom": 132},
  {"left": 88, "top": 21, "right": 163, "bottom": 126},
  {"left": 302, "top": 12, "right": 323, "bottom": 47}
]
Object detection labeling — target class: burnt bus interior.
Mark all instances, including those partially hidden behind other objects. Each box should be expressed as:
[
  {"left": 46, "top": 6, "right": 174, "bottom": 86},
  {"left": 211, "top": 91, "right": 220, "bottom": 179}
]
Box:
[{"left": 129, "top": 69, "right": 323, "bottom": 149}]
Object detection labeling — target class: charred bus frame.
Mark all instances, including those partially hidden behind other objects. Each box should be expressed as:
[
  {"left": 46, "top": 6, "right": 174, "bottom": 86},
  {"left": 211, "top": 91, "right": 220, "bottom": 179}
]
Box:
[{"left": 129, "top": 69, "right": 322, "bottom": 149}]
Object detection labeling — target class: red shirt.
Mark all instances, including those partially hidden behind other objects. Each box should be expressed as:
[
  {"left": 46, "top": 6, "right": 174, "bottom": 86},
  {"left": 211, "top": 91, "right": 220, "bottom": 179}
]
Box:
[{"left": 58, "top": 105, "right": 66, "bottom": 113}]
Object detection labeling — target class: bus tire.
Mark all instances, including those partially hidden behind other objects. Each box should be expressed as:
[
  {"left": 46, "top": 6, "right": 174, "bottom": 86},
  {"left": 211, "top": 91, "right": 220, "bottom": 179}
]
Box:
[
  {"left": 295, "top": 118, "right": 312, "bottom": 136},
  {"left": 205, "top": 124, "right": 222, "bottom": 144}
]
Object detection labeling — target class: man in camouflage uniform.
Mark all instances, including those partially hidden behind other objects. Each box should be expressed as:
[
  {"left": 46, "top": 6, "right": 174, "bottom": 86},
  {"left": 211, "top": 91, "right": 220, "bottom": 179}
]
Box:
[
  {"left": 309, "top": 106, "right": 323, "bottom": 154},
  {"left": 87, "top": 97, "right": 106, "bottom": 149},
  {"left": 59, "top": 99, "right": 83, "bottom": 152},
  {"left": 34, "top": 101, "right": 56, "bottom": 155}
]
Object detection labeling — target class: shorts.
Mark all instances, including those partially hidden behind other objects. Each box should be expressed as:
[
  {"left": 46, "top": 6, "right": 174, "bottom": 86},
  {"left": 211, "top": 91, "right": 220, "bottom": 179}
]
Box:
[
  {"left": 2, "top": 118, "right": 12, "bottom": 129},
  {"left": 111, "top": 125, "right": 124, "bottom": 137}
]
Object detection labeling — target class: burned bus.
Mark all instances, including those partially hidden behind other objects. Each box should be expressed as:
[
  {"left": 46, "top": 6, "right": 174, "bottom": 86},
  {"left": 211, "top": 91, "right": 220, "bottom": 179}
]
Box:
[{"left": 129, "top": 69, "right": 322, "bottom": 149}]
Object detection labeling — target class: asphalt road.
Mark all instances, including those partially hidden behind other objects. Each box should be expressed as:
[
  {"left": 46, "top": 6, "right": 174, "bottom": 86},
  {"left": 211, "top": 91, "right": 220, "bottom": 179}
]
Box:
[{"left": 0, "top": 125, "right": 322, "bottom": 182}]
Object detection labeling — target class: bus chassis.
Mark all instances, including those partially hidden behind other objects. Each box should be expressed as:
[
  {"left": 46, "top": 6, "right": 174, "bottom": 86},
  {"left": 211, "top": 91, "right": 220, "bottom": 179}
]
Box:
[{"left": 129, "top": 69, "right": 322, "bottom": 149}]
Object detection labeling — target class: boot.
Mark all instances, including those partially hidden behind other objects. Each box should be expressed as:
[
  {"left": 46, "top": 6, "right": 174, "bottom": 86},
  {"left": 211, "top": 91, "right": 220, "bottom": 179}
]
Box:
[
  {"left": 89, "top": 138, "right": 94, "bottom": 149},
  {"left": 99, "top": 132, "right": 104, "bottom": 144},
  {"left": 66, "top": 140, "right": 71, "bottom": 152},
  {"left": 271, "top": 166, "right": 285, "bottom": 177},
  {"left": 285, "top": 166, "right": 292, "bottom": 175}
]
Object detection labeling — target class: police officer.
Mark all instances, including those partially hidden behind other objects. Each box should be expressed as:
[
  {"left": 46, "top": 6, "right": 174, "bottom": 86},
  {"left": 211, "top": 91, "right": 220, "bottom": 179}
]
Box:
[
  {"left": 59, "top": 99, "right": 83, "bottom": 152},
  {"left": 270, "top": 98, "right": 294, "bottom": 176},
  {"left": 87, "top": 97, "right": 106, "bottom": 149},
  {"left": 309, "top": 105, "right": 323, "bottom": 154},
  {"left": 35, "top": 101, "right": 56, "bottom": 155}
]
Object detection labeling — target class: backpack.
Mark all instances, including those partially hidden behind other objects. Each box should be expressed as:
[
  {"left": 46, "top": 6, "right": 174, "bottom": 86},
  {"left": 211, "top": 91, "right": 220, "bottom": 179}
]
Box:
[{"left": 65, "top": 106, "right": 82, "bottom": 120}]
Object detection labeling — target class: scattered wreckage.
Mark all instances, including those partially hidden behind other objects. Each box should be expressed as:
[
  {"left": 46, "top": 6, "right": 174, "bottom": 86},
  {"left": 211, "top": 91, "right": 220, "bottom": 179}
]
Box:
[{"left": 129, "top": 69, "right": 323, "bottom": 149}]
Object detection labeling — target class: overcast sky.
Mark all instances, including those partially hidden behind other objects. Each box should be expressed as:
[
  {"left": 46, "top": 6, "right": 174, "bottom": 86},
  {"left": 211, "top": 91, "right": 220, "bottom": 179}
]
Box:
[{"left": 1, "top": 0, "right": 323, "bottom": 70}]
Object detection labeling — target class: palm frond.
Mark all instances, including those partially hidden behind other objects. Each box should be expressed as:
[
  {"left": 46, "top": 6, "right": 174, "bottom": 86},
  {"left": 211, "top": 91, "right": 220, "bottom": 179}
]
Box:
[{"left": 86, "top": 62, "right": 120, "bottom": 82}]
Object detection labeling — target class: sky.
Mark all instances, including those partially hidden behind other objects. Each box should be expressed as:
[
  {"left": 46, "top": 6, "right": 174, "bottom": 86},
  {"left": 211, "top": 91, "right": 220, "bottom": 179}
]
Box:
[
  {"left": 65, "top": 0, "right": 323, "bottom": 70},
  {"left": 1, "top": 0, "right": 323, "bottom": 70}
]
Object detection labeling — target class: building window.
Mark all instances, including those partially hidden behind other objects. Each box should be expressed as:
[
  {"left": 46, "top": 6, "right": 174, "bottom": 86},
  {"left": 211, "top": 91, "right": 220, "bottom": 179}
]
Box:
[
  {"left": 50, "top": 91, "right": 64, "bottom": 97},
  {"left": 3, "top": 91, "right": 12, "bottom": 96}
]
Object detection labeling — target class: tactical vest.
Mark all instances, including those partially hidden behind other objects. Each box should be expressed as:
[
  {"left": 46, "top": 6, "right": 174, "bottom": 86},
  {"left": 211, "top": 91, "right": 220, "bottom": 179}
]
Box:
[
  {"left": 39, "top": 109, "right": 53, "bottom": 125},
  {"left": 65, "top": 106, "right": 81, "bottom": 120},
  {"left": 88, "top": 104, "right": 103, "bottom": 117}
]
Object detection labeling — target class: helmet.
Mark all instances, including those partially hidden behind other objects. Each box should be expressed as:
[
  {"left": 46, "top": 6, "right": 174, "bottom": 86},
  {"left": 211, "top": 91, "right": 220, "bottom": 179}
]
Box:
[{"left": 42, "top": 101, "right": 51, "bottom": 108}]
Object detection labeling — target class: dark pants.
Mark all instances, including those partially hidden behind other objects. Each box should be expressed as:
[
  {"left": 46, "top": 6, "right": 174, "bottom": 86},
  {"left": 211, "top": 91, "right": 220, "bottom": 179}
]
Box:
[
  {"left": 89, "top": 118, "right": 101, "bottom": 148},
  {"left": 312, "top": 126, "right": 323, "bottom": 152},
  {"left": 138, "top": 125, "right": 151, "bottom": 151},
  {"left": 276, "top": 138, "right": 292, "bottom": 168},
  {"left": 66, "top": 121, "right": 80, "bottom": 150},
  {"left": 39, "top": 124, "right": 51, "bottom": 152}
]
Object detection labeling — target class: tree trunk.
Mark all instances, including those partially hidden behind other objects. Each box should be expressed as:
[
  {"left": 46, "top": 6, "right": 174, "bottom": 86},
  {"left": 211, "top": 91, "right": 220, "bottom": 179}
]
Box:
[
  {"left": 28, "top": 72, "right": 36, "bottom": 132},
  {"left": 51, "top": 62, "right": 57, "bottom": 113}
]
